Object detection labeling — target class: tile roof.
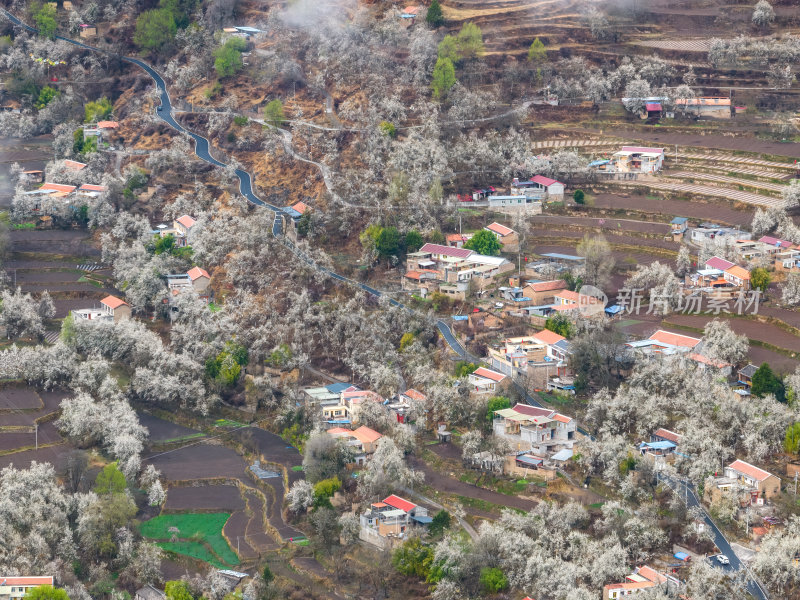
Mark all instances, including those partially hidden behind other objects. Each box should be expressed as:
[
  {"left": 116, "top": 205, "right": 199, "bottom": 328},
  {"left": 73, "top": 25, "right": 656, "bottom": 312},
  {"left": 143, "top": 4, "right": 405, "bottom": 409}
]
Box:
[
  {"left": 100, "top": 295, "right": 128, "bottom": 309},
  {"left": 63, "top": 159, "right": 87, "bottom": 170},
  {"left": 728, "top": 459, "right": 773, "bottom": 482},
  {"left": 526, "top": 280, "right": 568, "bottom": 293},
  {"left": 351, "top": 425, "right": 383, "bottom": 445},
  {"left": 40, "top": 183, "right": 76, "bottom": 193},
  {"left": 472, "top": 367, "right": 506, "bottom": 382},
  {"left": 605, "top": 581, "right": 656, "bottom": 591},
  {"left": 176, "top": 215, "right": 196, "bottom": 229},
  {"left": 79, "top": 184, "right": 106, "bottom": 192},
  {"left": 97, "top": 120, "right": 119, "bottom": 128},
  {"left": 725, "top": 265, "right": 751, "bottom": 280},
  {"left": 689, "top": 352, "right": 730, "bottom": 368},
  {"left": 485, "top": 222, "right": 514, "bottom": 237},
  {"left": 418, "top": 243, "right": 472, "bottom": 259},
  {"left": 758, "top": 235, "right": 793, "bottom": 248},
  {"left": 0, "top": 577, "right": 54, "bottom": 586},
  {"left": 403, "top": 388, "right": 427, "bottom": 402},
  {"left": 648, "top": 330, "right": 701, "bottom": 349},
  {"left": 446, "top": 233, "right": 466, "bottom": 242},
  {"left": 187, "top": 266, "right": 210, "bottom": 280},
  {"left": 326, "top": 427, "right": 351, "bottom": 435},
  {"left": 705, "top": 256, "right": 735, "bottom": 271},
  {"left": 652, "top": 428, "right": 682, "bottom": 444},
  {"left": 636, "top": 566, "right": 667, "bottom": 584},
  {"left": 532, "top": 329, "right": 566, "bottom": 346},
  {"left": 739, "top": 364, "right": 758, "bottom": 377},
  {"left": 405, "top": 271, "right": 422, "bottom": 280},
  {"left": 291, "top": 201, "right": 310, "bottom": 214},
  {"left": 645, "top": 102, "right": 662, "bottom": 111},
  {"left": 530, "top": 175, "right": 562, "bottom": 187},
  {"left": 383, "top": 494, "right": 416, "bottom": 513},
  {"left": 555, "top": 290, "right": 599, "bottom": 304},
  {"left": 510, "top": 403, "right": 553, "bottom": 418}
]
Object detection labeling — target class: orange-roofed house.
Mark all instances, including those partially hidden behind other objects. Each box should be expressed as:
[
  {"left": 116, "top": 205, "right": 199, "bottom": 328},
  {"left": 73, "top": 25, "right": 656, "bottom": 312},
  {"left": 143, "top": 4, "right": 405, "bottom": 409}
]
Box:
[
  {"left": 603, "top": 566, "right": 670, "bottom": 599},
  {"left": 359, "top": 493, "right": 430, "bottom": 549},
  {"left": 97, "top": 121, "right": 119, "bottom": 129},
  {"left": 492, "top": 403, "right": 576, "bottom": 457},
  {"left": 40, "top": 183, "right": 77, "bottom": 194},
  {"left": 63, "top": 160, "right": 87, "bottom": 171},
  {"left": 724, "top": 460, "right": 781, "bottom": 501},
  {"left": 401, "top": 388, "right": 427, "bottom": 404},
  {"left": 468, "top": 367, "right": 508, "bottom": 394},
  {"left": 173, "top": 215, "right": 197, "bottom": 246},
  {"left": 187, "top": 266, "right": 211, "bottom": 295},
  {"left": 724, "top": 265, "right": 751, "bottom": 290},
  {"left": 0, "top": 576, "right": 55, "bottom": 599},
  {"left": 446, "top": 233, "right": 467, "bottom": 248},
  {"left": 484, "top": 222, "right": 519, "bottom": 252},
  {"left": 522, "top": 279, "right": 569, "bottom": 304},
  {"left": 291, "top": 201, "right": 310, "bottom": 215},
  {"left": 100, "top": 295, "right": 131, "bottom": 322},
  {"left": 648, "top": 330, "right": 701, "bottom": 350},
  {"left": 552, "top": 289, "right": 605, "bottom": 317},
  {"left": 351, "top": 425, "right": 383, "bottom": 454}
]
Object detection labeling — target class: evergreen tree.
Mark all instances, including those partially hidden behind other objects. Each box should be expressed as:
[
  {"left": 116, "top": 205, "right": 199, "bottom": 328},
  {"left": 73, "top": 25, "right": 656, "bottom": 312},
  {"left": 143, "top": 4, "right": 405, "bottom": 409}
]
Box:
[{"left": 426, "top": 0, "right": 444, "bottom": 27}]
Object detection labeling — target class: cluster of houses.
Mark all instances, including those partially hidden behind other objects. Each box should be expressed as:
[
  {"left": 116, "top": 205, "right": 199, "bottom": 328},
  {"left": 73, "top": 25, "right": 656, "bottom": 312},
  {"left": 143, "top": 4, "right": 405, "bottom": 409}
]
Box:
[
  {"left": 457, "top": 174, "right": 565, "bottom": 214},
  {"left": 603, "top": 565, "right": 679, "bottom": 599},
  {"left": 487, "top": 328, "right": 572, "bottom": 386},
  {"left": 359, "top": 494, "right": 431, "bottom": 549},
  {"left": 686, "top": 255, "right": 751, "bottom": 291},
  {"left": 405, "top": 243, "right": 515, "bottom": 300},
  {"left": 21, "top": 160, "right": 107, "bottom": 216}
]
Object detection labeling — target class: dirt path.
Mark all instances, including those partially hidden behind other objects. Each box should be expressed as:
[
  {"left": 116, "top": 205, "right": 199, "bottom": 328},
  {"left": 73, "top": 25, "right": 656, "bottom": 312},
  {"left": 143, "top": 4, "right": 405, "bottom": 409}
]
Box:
[
  {"left": 409, "top": 456, "right": 536, "bottom": 513},
  {"left": 590, "top": 193, "right": 753, "bottom": 226}
]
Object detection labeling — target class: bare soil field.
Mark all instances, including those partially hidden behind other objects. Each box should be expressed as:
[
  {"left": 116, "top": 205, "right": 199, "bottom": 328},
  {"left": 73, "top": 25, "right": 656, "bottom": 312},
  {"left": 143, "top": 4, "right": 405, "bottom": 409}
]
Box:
[
  {"left": 530, "top": 215, "right": 671, "bottom": 235},
  {"left": 665, "top": 314, "right": 800, "bottom": 353},
  {"left": 0, "top": 421, "right": 62, "bottom": 452},
  {"left": 0, "top": 443, "right": 71, "bottom": 471},
  {"left": 164, "top": 484, "right": 245, "bottom": 511},
  {"left": 147, "top": 443, "right": 249, "bottom": 482},
  {"left": 746, "top": 346, "right": 799, "bottom": 374},
  {"left": 233, "top": 427, "right": 303, "bottom": 483},
  {"left": 9, "top": 230, "right": 101, "bottom": 258},
  {"left": 590, "top": 193, "right": 753, "bottom": 226},
  {"left": 409, "top": 455, "right": 536, "bottom": 513},
  {"left": 53, "top": 299, "right": 97, "bottom": 318},
  {"left": 605, "top": 129, "right": 800, "bottom": 159},
  {"left": 138, "top": 412, "right": 202, "bottom": 444},
  {"left": 530, "top": 231, "right": 679, "bottom": 254},
  {"left": 222, "top": 510, "right": 258, "bottom": 561},
  {"left": 0, "top": 388, "right": 66, "bottom": 426},
  {"left": 0, "top": 387, "right": 43, "bottom": 410}
]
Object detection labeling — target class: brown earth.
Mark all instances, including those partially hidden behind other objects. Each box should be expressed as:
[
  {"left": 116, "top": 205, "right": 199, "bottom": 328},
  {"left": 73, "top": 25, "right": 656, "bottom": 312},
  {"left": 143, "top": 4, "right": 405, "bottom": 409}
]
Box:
[
  {"left": 222, "top": 510, "right": 259, "bottom": 561},
  {"left": 0, "top": 387, "right": 43, "bottom": 410},
  {"left": 530, "top": 214, "right": 671, "bottom": 235},
  {"left": 0, "top": 444, "right": 72, "bottom": 471},
  {"left": 591, "top": 193, "right": 753, "bottom": 227},
  {"left": 605, "top": 129, "right": 800, "bottom": 159},
  {"left": 665, "top": 313, "right": 800, "bottom": 354},
  {"left": 409, "top": 455, "right": 537, "bottom": 513},
  {"left": 164, "top": 484, "right": 245, "bottom": 511},
  {"left": 137, "top": 412, "right": 202, "bottom": 444},
  {"left": 147, "top": 442, "right": 250, "bottom": 482},
  {"left": 0, "top": 421, "right": 62, "bottom": 452}
]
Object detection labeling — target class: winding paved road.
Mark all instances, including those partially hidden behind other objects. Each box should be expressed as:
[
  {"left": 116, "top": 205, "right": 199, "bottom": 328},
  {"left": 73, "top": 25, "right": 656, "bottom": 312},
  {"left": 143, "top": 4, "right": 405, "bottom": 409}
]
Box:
[{"left": 657, "top": 472, "right": 769, "bottom": 600}]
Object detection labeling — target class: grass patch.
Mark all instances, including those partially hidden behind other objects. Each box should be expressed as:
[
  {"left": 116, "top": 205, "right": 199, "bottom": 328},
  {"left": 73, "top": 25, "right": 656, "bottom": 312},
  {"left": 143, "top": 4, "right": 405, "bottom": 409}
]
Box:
[
  {"left": 291, "top": 465, "right": 304, "bottom": 472},
  {"left": 11, "top": 222, "right": 35, "bottom": 230},
  {"left": 158, "top": 541, "right": 228, "bottom": 569},
  {"left": 77, "top": 275, "right": 103, "bottom": 288},
  {"left": 140, "top": 512, "right": 238, "bottom": 566},
  {"left": 208, "top": 302, "right": 222, "bottom": 313},
  {"left": 215, "top": 418, "right": 246, "bottom": 427},
  {"left": 588, "top": 502, "right": 605, "bottom": 509},
  {"left": 158, "top": 432, "right": 206, "bottom": 444}
]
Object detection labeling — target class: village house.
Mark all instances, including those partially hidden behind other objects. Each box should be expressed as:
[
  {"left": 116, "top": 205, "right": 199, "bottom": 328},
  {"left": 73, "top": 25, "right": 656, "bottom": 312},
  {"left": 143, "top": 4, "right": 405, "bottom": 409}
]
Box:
[
  {"left": 83, "top": 120, "right": 119, "bottom": 142},
  {"left": 327, "top": 425, "right": 383, "bottom": 465},
  {"left": 100, "top": 295, "right": 131, "bottom": 322},
  {"left": 484, "top": 222, "right": 519, "bottom": 252},
  {"left": 282, "top": 201, "right": 310, "bottom": 237},
  {"left": 521, "top": 279, "right": 569, "bottom": 305},
  {"left": 758, "top": 235, "right": 794, "bottom": 254},
  {"left": 134, "top": 585, "right": 166, "bottom": 600},
  {"left": 689, "top": 224, "right": 751, "bottom": 245},
  {"left": 675, "top": 96, "right": 732, "bottom": 119},
  {"left": 774, "top": 248, "right": 800, "bottom": 273},
  {"left": 549, "top": 289, "right": 605, "bottom": 317},
  {"left": 670, "top": 216, "right": 688, "bottom": 236},
  {"left": 604, "top": 146, "right": 665, "bottom": 174},
  {"left": 603, "top": 566, "right": 671, "bottom": 599},
  {"left": 173, "top": 215, "right": 196, "bottom": 245},
  {"left": 510, "top": 175, "right": 565, "bottom": 201},
  {"left": 738, "top": 364, "right": 758, "bottom": 388},
  {"left": 359, "top": 494, "right": 429, "bottom": 549},
  {"left": 708, "top": 459, "right": 782, "bottom": 505},
  {"left": 487, "top": 195, "right": 543, "bottom": 214},
  {"left": 724, "top": 265, "right": 751, "bottom": 290},
  {"left": 321, "top": 388, "right": 385, "bottom": 427},
  {"left": 63, "top": 160, "right": 87, "bottom": 171},
  {"left": 639, "top": 431, "right": 679, "bottom": 461},
  {"left": 445, "top": 233, "right": 468, "bottom": 248},
  {"left": 0, "top": 576, "right": 54, "bottom": 600},
  {"left": 734, "top": 239, "right": 769, "bottom": 262},
  {"left": 468, "top": 367, "right": 508, "bottom": 394},
  {"left": 405, "top": 244, "right": 514, "bottom": 297},
  {"left": 467, "top": 310, "right": 504, "bottom": 331},
  {"left": 303, "top": 382, "right": 355, "bottom": 409},
  {"left": 492, "top": 403, "right": 576, "bottom": 456},
  {"left": 21, "top": 170, "right": 43, "bottom": 184},
  {"left": 626, "top": 330, "right": 701, "bottom": 359}
]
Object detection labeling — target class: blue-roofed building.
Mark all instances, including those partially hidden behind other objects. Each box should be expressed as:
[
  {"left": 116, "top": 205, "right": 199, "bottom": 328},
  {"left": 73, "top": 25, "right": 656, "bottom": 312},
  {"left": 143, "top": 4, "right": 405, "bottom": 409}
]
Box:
[
  {"left": 639, "top": 440, "right": 677, "bottom": 457},
  {"left": 540, "top": 252, "right": 585, "bottom": 263},
  {"left": 670, "top": 216, "right": 689, "bottom": 235},
  {"left": 326, "top": 382, "right": 353, "bottom": 394}
]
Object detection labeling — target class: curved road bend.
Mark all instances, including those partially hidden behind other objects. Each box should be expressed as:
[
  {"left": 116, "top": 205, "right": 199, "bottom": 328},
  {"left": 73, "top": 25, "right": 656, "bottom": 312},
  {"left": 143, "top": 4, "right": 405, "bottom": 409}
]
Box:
[{"left": 657, "top": 473, "right": 769, "bottom": 600}]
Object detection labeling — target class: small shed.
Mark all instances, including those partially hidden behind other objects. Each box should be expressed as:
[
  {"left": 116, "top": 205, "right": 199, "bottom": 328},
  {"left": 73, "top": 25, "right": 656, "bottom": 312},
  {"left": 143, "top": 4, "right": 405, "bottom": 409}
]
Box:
[{"left": 437, "top": 429, "right": 452, "bottom": 443}]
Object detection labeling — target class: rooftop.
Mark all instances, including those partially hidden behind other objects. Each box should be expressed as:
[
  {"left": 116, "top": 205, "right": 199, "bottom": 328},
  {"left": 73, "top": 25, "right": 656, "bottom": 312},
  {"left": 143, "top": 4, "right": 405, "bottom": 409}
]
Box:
[
  {"left": 187, "top": 266, "right": 210, "bottom": 280},
  {"left": 728, "top": 459, "right": 773, "bottom": 482},
  {"left": 418, "top": 243, "right": 472, "bottom": 260},
  {"left": 648, "top": 330, "right": 701, "bottom": 349},
  {"left": 176, "top": 215, "right": 197, "bottom": 229},
  {"left": 383, "top": 494, "right": 416, "bottom": 513},
  {"left": 472, "top": 367, "right": 506, "bottom": 382},
  {"left": 485, "top": 222, "right": 514, "bottom": 237},
  {"left": 100, "top": 295, "right": 128, "bottom": 309}
]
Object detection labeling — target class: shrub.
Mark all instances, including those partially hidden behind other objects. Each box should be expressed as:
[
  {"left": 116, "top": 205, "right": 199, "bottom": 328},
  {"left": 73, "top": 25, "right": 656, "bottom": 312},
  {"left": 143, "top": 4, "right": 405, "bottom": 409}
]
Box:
[
  {"left": 379, "top": 121, "right": 397, "bottom": 138},
  {"left": 479, "top": 567, "right": 509, "bottom": 593},
  {"left": 233, "top": 115, "right": 248, "bottom": 126},
  {"left": 573, "top": 189, "right": 585, "bottom": 204}
]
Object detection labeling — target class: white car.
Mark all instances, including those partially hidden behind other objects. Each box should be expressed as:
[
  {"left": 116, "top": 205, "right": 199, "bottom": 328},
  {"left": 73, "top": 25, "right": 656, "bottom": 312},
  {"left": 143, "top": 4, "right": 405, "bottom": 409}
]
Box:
[
  {"left": 494, "top": 302, "right": 504, "bottom": 309},
  {"left": 716, "top": 554, "right": 730, "bottom": 565}
]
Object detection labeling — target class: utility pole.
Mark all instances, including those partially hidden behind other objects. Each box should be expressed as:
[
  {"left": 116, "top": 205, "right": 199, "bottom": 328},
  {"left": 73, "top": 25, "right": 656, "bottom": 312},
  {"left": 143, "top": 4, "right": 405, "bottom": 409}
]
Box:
[
  {"left": 35, "top": 422, "right": 38, "bottom": 451},
  {"left": 794, "top": 471, "right": 797, "bottom": 497}
]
